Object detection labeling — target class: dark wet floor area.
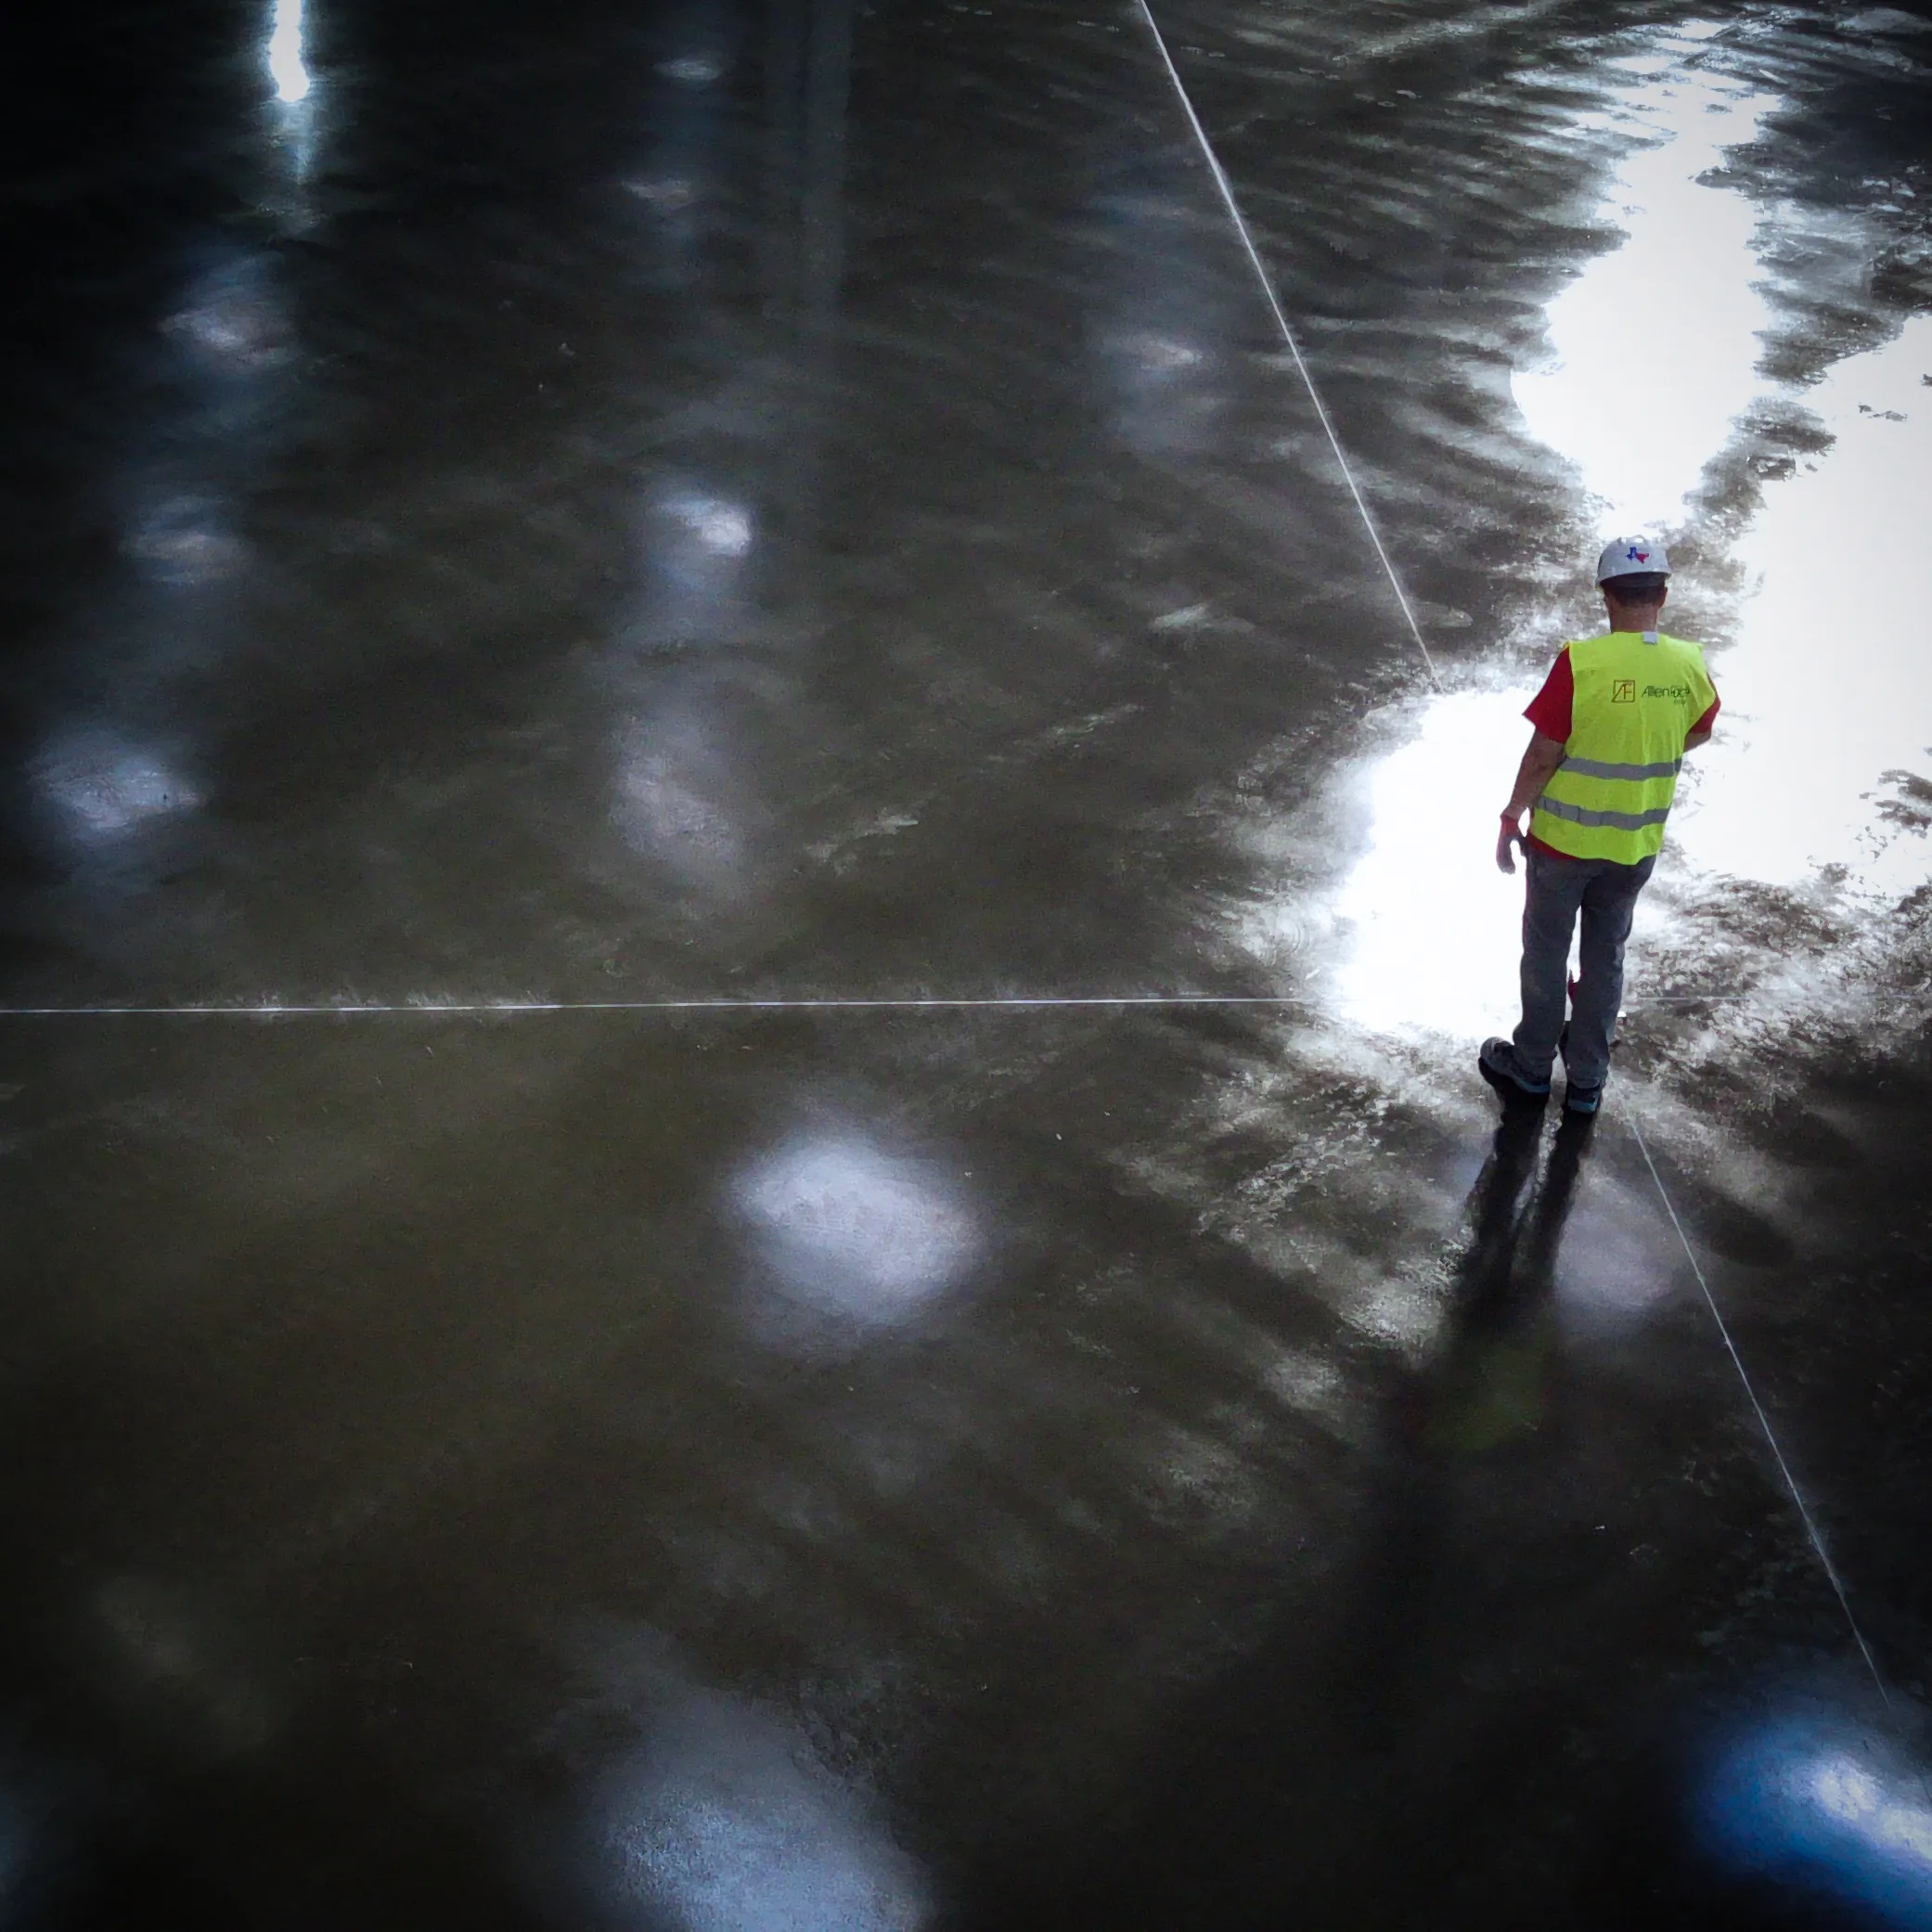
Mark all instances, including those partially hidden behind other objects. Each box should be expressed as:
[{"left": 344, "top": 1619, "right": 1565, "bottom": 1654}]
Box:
[{"left": 5, "top": 0, "right": 1932, "bottom": 1926}]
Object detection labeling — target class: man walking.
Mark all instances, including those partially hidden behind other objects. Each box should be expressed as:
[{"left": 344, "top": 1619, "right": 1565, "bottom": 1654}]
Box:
[{"left": 1480, "top": 539, "right": 1719, "bottom": 1116}]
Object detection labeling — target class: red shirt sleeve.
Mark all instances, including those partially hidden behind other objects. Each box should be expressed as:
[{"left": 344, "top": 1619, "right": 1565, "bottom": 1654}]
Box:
[
  {"left": 1525, "top": 651, "right": 1573, "bottom": 741},
  {"left": 1692, "top": 691, "right": 1719, "bottom": 735}
]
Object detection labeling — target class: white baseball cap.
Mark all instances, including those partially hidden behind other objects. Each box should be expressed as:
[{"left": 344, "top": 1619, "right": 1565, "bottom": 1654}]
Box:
[{"left": 1596, "top": 536, "right": 1670, "bottom": 584}]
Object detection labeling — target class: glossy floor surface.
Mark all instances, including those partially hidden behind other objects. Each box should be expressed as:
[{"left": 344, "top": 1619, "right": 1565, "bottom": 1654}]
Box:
[{"left": 4, "top": 0, "right": 1932, "bottom": 1926}]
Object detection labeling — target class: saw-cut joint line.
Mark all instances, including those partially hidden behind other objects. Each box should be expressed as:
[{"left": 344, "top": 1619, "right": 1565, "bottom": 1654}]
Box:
[{"left": 1133, "top": 0, "right": 1441, "bottom": 691}]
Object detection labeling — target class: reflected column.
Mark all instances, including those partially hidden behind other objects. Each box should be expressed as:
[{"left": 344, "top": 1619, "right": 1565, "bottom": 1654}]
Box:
[
  {"left": 22, "top": 0, "right": 330, "bottom": 915},
  {"left": 264, "top": 0, "right": 322, "bottom": 229}
]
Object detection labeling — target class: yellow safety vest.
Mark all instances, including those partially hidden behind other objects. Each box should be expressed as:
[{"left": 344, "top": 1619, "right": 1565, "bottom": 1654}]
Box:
[{"left": 1531, "top": 629, "right": 1717, "bottom": 864}]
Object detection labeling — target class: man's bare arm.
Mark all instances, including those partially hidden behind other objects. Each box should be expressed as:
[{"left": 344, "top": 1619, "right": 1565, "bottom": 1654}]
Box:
[
  {"left": 1496, "top": 731, "right": 1566, "bottom": 874},
  {"left": 1684, "top": 728, "right": 1712, "bottom": 752}
]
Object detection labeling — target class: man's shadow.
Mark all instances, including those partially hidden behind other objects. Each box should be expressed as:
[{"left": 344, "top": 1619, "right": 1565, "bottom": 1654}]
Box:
[
  {"left": 957, "top": 1106, "right": 1612, "bottom": 1932},
  {"left": 1420, "top": 1101, "right": 1595, "bottom": 1455},
  {"left": 1344, "top": 1102, "right": 1599, "bottom": 1766}
]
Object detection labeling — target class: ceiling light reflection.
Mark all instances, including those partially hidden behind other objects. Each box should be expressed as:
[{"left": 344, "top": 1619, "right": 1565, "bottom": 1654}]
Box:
[
  {"left": 1700, "top": 1713, "right": 1932, "bottom": 1927},
  {"left": 635, "top": 482, "right": 758, "bottom": 643},
  {"left": 658, "top": 53, "right": 726, "bottom": 85},
  {"left": 162, "top": 261, "right": 294, "bottom": 375},
  {"left": 124, "top": 496, "right": 245, "bottom": 586},
  {"left": 583, "top": 1672, "right": 928, "bottom": 1932},
  {"left": 1114, "top": 330, "right": 1205, "bottom": 372},
  {"left": 625, "top": 175, "right": 699, "bottom": 211},
  {"left": 663, "top": 488, "right": 754, "bottom": 560},
  {"left": 613, "top": 712, "right": 749, "bottom": 885},
  {"left": 32, "top": 728, "right": 201, "bottom": 849},
  {"left": 267, "top": 0, "right": 311, "bottom": 102},
  {"left": 732, "top": 1130, "right": 980, "bottom": 1332}
]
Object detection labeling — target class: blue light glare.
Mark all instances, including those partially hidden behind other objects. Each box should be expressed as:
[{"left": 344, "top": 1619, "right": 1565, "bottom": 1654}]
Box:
[{"left": 1700, "top": 1716, "right": 1932, "bottom": 1928}]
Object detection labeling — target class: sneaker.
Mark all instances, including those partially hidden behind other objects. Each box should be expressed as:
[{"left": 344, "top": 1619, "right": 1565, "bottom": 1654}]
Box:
[
  {"left": 1564, "top": 1079, "right": 1603, "bottom": 1117},
  {"left": 1478, "top": 1037, "right": 1551, "bottom": 1100}
]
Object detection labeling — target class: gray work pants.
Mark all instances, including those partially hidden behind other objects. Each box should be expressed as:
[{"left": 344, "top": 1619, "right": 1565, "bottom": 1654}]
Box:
[{"left": 1509, "top": 845, "right": 1655, "bottom": 1089}]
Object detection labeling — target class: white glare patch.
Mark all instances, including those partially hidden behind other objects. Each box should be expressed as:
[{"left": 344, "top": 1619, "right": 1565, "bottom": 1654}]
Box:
[
  {"left": 1512, "top": 48, "right": 1781, "bottom": 531},
  {"left": 637, "top": 482, "right": 757, "bottom": 641},
  {"left": 589, "top": 1686, "right": 928, "bottom": 1932},
  {"left": 663, "top": 490, "right": 754, "bottom": 559},
  {"left": 659, "top": 54, "right": 725, "bottom": 84},
  {"left": 163, "top": 273, "right": 292, "bottom": 373},
  {"left": 1673, "top": 313, "right": 1932, "bottom": 898},
  {"left": 1113, "top": 331, "right": 1205, "bottom": 371},
  {"left": 625, "top": 176, "right": 698, "bottom": 210},
  {"left": 267, "top": 0, "right": 311, "bottom": 102},
  {"left": 612, "top": 714, "right": 750, "bottom": 889},
  {"left": 1809, "top": 1757, "right": 1932, "bottom": 1863},
  {"left": 1320, "top": 689, "right": 1536, "bottom": 1038},
  {"left": 33, "top": 730, "right": 200, "bottom": 847},
  {"left": 125, "top": 497, "right": 245, "bottom": 586},
  {"left": 732, "top": 1132, "right": 978, "bottom": 1328},
  {"left": 617, "top": 757, "right": 742, "bottom": 867}
]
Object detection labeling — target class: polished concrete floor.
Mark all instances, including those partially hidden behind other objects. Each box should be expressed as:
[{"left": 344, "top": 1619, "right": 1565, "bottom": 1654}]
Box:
[{"left": 3, "top": 0, "right": 1932, "bottom": 1926}]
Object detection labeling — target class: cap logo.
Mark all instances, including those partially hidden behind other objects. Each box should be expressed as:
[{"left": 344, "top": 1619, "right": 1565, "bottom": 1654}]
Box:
[{"left": 1626, "top": 546, "right": 1649, "bottom": 563}]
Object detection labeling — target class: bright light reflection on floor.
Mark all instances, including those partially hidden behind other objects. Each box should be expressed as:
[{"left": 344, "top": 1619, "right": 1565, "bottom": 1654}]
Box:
[
  {"left": 663, "top": 488, "right": 754, "bottom": 560},
  {"left": 613, "top": 713, "right": 749, "bottom": 887},
  {"left": 1512, "top": 38, "right": 1780, "bottom": 532},
  {"left": 1674, "top": 313, "right": 1932, "bottom": 896},
  {"left": 162, "top": 260, "right": 293, "bottom": 375},
  {"left": 636, "top": 481, "right": 757, "bottom": 641},
  {"left": 658, "top": 53, "right": 726, "bottom": 85},
  {"left": 1321, "top": 689, "right": 1538, "bottom": 1038},
  {"left": 590, "top": 1682, "right": 929, "bottom": 1932},
  {"left": 1702, "top": 1714, "right": 1932, "bottom": 1927},
  {"left": 32, "top": 729, "right": 200, "bottom": 849},
  {"left": 267, "top": 0, "right": 310, "bottom": 102},
  {"left": 125, "top": 495, "right": 245, "bottom": 586},
  {"left": 732, "top": 1131, "right": 978, "bottom": 1331}
]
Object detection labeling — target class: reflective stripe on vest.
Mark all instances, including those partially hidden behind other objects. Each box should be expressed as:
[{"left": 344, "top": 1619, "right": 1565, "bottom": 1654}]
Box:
[
  {"left": 1529, "top": 630, "right": 1717, "bottom": 863},
  {"left": 1557, "top": 754, "right": 1682, "bottom": 783},
  {"left": 1535, "top": 796, "right": 1672, "bottom": 831}
]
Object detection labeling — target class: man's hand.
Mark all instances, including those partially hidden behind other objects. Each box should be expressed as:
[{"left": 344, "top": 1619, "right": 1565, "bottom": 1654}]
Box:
[
  {"left": 1498, "top": 731, "right": 1565, "bottom": 873},
  {"left": 1496, "top": 810, "right": 1526, "bottom": 875}
]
